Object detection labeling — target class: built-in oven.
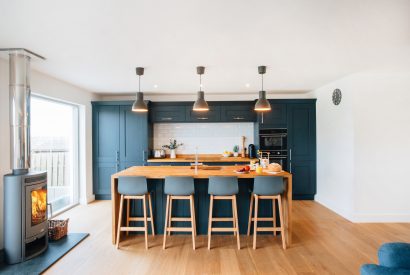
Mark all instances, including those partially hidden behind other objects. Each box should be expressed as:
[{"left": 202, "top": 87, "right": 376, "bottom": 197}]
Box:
[{"left": 259, "top": 128, "right": 287, "bottom": 151}]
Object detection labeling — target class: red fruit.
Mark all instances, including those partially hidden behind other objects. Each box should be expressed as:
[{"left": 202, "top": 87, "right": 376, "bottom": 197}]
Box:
[{"left": 244, "top": 166, "right": 250, "bottom": 171}]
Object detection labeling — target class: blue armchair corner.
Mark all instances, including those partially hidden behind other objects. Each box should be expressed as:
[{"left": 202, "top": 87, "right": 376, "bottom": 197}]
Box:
[{"left": 361, "top": 243, "right": 410, "bottom": 275}]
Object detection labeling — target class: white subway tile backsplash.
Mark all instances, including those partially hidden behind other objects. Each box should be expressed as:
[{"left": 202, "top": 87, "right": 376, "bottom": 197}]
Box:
[{"left": 153, "top": 123, "right": 254, "bottom": 154}]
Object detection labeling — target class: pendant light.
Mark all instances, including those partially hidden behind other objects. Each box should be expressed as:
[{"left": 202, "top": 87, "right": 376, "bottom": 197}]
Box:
[
  {"left": 193, "top": 66, "right": 209, "bottom": 111},
  {"left": 254, "top": 65, "right": 271, "bottom": 111},
  {"left": 132, "top": 67, "right": 148, "bottom": 112}
]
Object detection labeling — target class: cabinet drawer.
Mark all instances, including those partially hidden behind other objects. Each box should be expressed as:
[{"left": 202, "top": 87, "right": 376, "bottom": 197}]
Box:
[{"left": 186, "top": 105, "right": 221, "bottom": 122}]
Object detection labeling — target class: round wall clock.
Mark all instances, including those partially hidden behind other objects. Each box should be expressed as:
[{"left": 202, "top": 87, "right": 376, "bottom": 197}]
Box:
[{"left": 332, "top": 89, "right": 342, "bottom": 105}]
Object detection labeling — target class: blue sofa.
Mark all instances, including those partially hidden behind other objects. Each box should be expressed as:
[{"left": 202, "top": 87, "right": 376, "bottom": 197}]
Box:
[{"left": 361, "top": 243, "right": 410, "bottom": 275}]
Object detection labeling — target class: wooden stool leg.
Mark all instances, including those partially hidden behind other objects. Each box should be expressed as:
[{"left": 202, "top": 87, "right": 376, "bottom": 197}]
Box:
[
  {"left": 148, "top": 193, "right": 155, "bottom": 236},
  {"left": 247, "top": 193, "right": 254, "bottom": 236},
  {"left": 273, "top": 198, "right": 277, "bottom": 236},
  {"left": 277, "top": 195, "right": 287, "bottom": 249},
  {"left": 116, "top": 195, "right": 124, "bottom": 249},
  {"left": 207, "top": 195, "right": 214, "bottom": 250},
  {"left": 167, "top": 197, "right": 173, "bottom": 236},
  {"left": 143, "top": 195, "right": 148, "bottom": 250},
  {"left": 163, "top": 195, "right": 170, "bottom": 249},
  {"left": 253, "top": 195, "right": 259, "bottom": 250},
  {"left": 190, "top": 195, "right": 196, "bottom": 250},
  {"left": 126, "top": 198, "right": 130, "bottom": 237},
  {"left": 233, "top": 195, "right": 240, "bottom": 250},
  {"left": 232, "top": 197, "right": 237, "bottom": 236},
  {"left": 192, "top": 195, "right": 197, "bottom": 237}
]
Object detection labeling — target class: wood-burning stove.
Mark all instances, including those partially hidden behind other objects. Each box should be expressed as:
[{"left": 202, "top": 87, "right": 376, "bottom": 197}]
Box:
[
  {"left": 0, "top": 49, "right": 48, "bottom": 264},
  {"left": 4, "top": 172, "right": 48, "bottom": 264}
]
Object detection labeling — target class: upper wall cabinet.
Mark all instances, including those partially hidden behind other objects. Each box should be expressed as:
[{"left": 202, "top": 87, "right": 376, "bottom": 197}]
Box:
[
  {"left": 149, "top": 103, "right": 187, "bottom": 123},
  {"left": 258, "top": 102, "right": 287, "bottom": 127},
  {"left": 221, "top": 103, "right": 256, "bottom": 122},
  {"left": 186, "top": 105, "right": 221, "bottom": 122},
  {"left": 150, "top": 101, "right": 257, "bottom": 123}
]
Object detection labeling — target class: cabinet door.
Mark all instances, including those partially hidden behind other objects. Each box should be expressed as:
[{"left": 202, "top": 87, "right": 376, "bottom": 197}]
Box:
[
  {"left": 119, "top": 105, "right": 148, "bottom": 165},
  {"left": 221, "top": 104, "right": 256, "bottom": 122},
  {"left": 93, "top": 105, "right": 120, "bottom": 163},
  {"left": 186, "top": 105, "right": 221, "bottom": 122},
  {"left": 93, "top": 162, "right": 118, "bottom": 196},
  {"left": 150, "top": 105, "right": 186, "bottom": 122},
  {"left": 259, "top": 103, "right": 287, "bottom": 127},
  {"left": 287, "top": 103, "right": 316, "bottom": 161},
  {"left": 291, "top": 160, "right": 316, "bottom": 199}
]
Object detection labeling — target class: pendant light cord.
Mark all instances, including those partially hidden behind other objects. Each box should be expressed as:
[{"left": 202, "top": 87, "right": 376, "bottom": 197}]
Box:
[
  {"left": 261, "top": 73, "right": 264, "bottom": 91},
  {"left": 138, "top": 75, "right": 141, "bottom": 93},
  {"left": 199, "top": 74, "right": 202, "bottom": 92}
]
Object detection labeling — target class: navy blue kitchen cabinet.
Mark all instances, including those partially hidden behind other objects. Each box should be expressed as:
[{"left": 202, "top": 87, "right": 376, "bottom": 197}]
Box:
[
  {"left": 150, "top": 101, "right": 256, "bottom": 123},
  {"left": 287, "top": 101, "right": 316, "bottom": 199},
  {"left": 221, "top": 103, "right": 256, "bottom": 122},
  {"left": 149, "top": 103, "right": 187, "bottom": 123},
  {"left": 186, "top": 104, "right": 221, "bottom": 122},
  {"left": 92, "top": 101, "right": 149, "bottom": 199},
  {"left": 258, "top": 102, "right": 287, "bottom": 127}
]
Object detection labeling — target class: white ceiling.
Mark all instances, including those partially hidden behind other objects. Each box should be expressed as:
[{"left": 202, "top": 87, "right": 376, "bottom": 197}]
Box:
[{"left": 1, "top": 0, "right": 409, "bottom": 95}]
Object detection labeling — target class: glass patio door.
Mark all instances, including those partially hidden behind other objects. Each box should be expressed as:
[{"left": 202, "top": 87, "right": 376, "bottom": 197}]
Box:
[{"left": 30, "top": 96, "right": 79, "bottom": 215}]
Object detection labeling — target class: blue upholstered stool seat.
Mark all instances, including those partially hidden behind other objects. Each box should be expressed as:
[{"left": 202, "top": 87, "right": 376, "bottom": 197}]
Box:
[
  {"left": 208, "top": 176, "right": 238, "bottom": 195},
  {"left": 361, "top": 243, "right": 410, "bottom": 275},
  {"left": 253, "top": 176, "right": 284, "bottom": 196},
  {"left": 164, "top": 176, "right": 195, "bottom": 195},
  {"left": 118, "top": 176, "right": 148, "bottom": 195}
]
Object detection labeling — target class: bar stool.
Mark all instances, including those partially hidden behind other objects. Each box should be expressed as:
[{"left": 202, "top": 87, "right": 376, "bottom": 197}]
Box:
[
  {"left": 116, "top": 176, "right": 155, "bottom": 250},
  {"left": 163, "top": 176, "right": 196, "bottom": 250},
  {"left": 247, "top": 176, "right": 286, "bottom": 250},
  {"left": 208, "top": 176, "right": 240, "bottom": 250}
]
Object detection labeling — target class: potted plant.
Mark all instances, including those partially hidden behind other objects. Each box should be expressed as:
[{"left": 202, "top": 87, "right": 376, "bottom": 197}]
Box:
[
  {"left": 233, "top": 145, "right": 240, "bottom": 157},
  {"left": 162, "top": 138, "right": 183, "bottom": 159}
]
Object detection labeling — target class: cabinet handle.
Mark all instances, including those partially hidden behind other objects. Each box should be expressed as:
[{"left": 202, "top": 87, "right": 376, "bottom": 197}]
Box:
[
  {"left": 116, "top": 150, "right": 119, "bottom": 162},
  {"left": 289, "top": 149, "right": 292, "bottom": 161},
  {"left": 233, "top": 117, "right": 245, "bottom": 120},
  {"left": 290, "top": 162, "right": 292, "bottom": 173},
  {"left": 197, "top": 117, "right": 209, "bottom": 120},
  {"left": 161, "top": 117, "right": 173, "bottom": 121}
]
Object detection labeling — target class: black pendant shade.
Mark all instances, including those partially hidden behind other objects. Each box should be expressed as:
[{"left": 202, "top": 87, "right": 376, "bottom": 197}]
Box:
[
  {"left": 132, "top": 67, "right": 148, "bottom": 112},
  {"left": 254, "top": 65, "right": 271, "bottom": 112},
  {"left": 193, "top": 66, "right": 209, "bottom": 111}
]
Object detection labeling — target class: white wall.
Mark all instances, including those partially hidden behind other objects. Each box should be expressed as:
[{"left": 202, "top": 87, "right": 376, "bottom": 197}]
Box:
[
  {"left": 0, "top": 58, "right": 100, "bottom": 249},
  {"left": 153, "top": 122, "right": 254, "bottom": 154},
  {"left": 311, "top": 72, "right": 410, "bottom": 222}
]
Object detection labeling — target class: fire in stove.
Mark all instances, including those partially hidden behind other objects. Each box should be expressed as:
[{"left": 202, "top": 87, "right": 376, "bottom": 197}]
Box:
[{"left": 31, "top": 189, "right": 47, "bottom": 226}]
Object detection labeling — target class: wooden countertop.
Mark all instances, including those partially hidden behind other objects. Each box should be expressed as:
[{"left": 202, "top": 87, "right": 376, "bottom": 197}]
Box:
[
  {"left": 112, "top": 165, "right": 291, "bottom": 179},
  {"left": 147, "top": 154, "right": 257, "bottom": 163}
]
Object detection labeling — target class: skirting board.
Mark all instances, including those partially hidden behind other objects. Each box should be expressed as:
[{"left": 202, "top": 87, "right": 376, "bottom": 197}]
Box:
[{"left": 315, "top": 197, "right": 410, "bottom": 223}]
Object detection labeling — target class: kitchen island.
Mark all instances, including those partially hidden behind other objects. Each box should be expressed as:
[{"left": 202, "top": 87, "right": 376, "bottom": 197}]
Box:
[{"left": 111, "top": 166, "right": 292, "bottom": 246}]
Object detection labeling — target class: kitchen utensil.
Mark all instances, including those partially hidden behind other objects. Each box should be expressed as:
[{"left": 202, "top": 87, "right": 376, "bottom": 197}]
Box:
[
  {"left": 248, "top": 144, "right": 256, "bottom": 158},
  {"left": 241, "top": 136, "right": 246, "bottom": 157}
]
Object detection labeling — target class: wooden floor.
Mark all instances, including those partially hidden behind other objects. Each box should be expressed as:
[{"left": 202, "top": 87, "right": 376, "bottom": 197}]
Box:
[{"left": 45, "top": 200, "right": 410, "bottom": 275}]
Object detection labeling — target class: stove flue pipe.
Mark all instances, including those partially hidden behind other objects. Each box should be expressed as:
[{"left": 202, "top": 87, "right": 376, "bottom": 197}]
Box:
[
  {"left": 0, "top": 48, "right": 45, "bottom": 174},
  {"left": 9, "top": 51, "right": 31, "bottom": 174}
]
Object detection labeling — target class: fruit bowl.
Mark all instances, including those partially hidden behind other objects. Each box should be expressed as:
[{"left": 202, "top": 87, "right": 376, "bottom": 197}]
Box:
[{"left": 222, "top": 151, "right": 232, "bottom": 157}]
